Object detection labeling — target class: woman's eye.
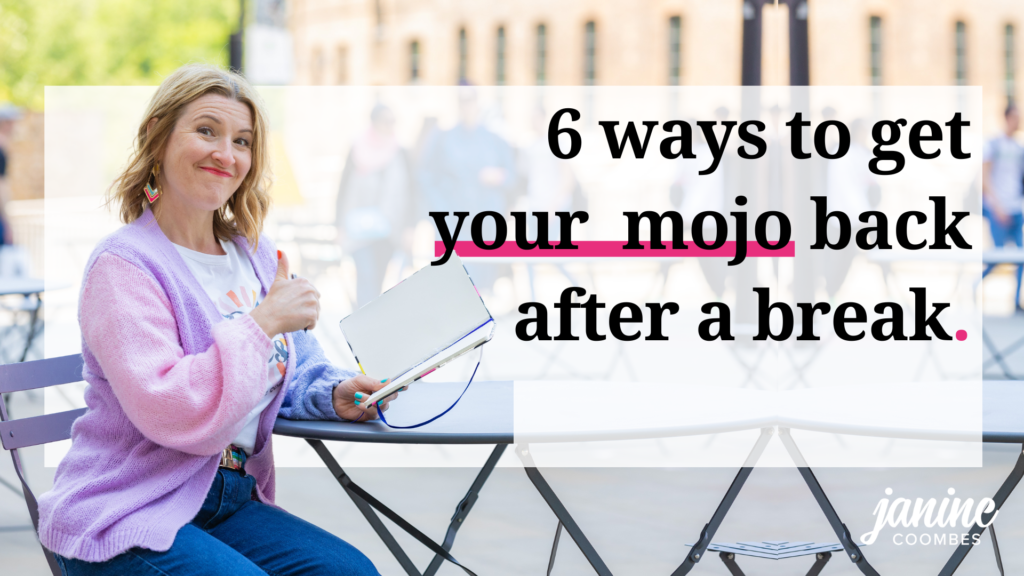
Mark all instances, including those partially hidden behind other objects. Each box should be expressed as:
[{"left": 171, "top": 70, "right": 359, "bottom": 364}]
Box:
[
  {"left": 234, "top": 138, "right": 250, "bottom": 147},
  {"left": 198, "top": 127, "right": 214, "bottom": 136}
]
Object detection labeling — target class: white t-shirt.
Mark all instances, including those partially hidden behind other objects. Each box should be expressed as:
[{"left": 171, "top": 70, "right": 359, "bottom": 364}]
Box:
[
  {"left": 174, "top": 239, "right": 286, "bottom": 455},
  {"left": 983, "top": 135, "right": 1024, "bottom": 215}
]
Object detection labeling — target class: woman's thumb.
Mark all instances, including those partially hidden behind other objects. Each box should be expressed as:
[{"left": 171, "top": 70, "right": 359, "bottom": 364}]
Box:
[{"left": 275, "top": 250, "right": 290, "bottom": 281}]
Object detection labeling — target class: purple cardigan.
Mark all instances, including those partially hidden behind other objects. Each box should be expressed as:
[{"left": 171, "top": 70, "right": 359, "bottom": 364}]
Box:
[{"left": 36, "top": 208, "right": 356, "bottom": 562}]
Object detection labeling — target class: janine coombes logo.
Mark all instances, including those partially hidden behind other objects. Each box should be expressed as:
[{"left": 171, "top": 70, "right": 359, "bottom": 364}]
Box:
[{"left": 860, "top": 488, "right": 997, "bottom": 546}]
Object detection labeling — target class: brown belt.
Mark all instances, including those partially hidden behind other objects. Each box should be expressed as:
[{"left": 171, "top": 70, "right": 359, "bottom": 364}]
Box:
[{"left": 220, "top": 444, "right": 246, "bottom": 470}]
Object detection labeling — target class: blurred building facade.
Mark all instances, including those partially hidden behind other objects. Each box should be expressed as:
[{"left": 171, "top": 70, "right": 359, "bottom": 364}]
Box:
[
  {"left": 289, "top": 0, "right": 1023, "bottom": 124},
  {"left": 7, "top": 111, "right": 43, "bottom": 201}
]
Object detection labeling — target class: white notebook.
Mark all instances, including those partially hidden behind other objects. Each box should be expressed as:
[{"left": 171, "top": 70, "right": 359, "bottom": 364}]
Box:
[{"left": 339, "top": 252, "right": 494, "bottom": 406}]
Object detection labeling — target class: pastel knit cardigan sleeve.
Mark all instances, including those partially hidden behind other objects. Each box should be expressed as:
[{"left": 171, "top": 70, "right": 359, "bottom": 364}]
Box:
[
  {"left": 79, "top": 252, "right": 274, "bottom": 456},
  {"left": 279, "top": 328, "right": 359, "bottom": 421}
]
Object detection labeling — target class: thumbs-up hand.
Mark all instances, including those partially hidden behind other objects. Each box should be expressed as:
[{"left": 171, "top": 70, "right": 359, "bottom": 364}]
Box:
[{"left": 249, "top": 250, "right": 321, "bottom": 337}]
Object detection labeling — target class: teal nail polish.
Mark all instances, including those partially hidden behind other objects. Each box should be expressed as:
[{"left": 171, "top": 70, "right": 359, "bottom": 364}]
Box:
[
  {"left": 381, "top": 378, "right": 388, "bottom": 383},
  {"left": 354, "top": 400, "right": 361, "bottom": 406},
  {"left": 354, "top": 392, "right": 364, "bottom": 399}
]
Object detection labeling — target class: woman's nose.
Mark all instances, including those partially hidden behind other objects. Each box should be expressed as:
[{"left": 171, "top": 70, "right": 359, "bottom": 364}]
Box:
[{"left": 211, "top": 138, "right": 236, "bottom": 167}]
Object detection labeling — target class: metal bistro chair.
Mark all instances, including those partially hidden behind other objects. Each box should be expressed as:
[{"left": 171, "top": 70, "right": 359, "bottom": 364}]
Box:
[{"left": 0, "top": 353, "right": 86, "bottom": 576}]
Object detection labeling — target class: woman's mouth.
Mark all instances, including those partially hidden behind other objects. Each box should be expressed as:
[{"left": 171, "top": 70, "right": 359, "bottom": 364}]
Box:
[{"left": 200, "top": 166, "right": 233, "bottom": 178}]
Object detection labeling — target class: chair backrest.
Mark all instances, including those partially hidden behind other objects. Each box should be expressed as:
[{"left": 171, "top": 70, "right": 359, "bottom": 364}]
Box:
[{"left": 0, "top": 353, "right": 86, "bottom": 576}]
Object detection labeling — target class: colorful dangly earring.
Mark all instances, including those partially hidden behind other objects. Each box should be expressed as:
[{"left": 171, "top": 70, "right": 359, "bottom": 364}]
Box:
[{"left": 144, "top": 162, "right": 161, "bottom": 203}]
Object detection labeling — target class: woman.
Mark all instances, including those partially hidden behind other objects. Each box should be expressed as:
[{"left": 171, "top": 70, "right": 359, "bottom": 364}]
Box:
[
  {"left": 36, "top": 64, "right": 392, "bottom": 575},
  {"left": 335, "top": 103, "right": 413, "bottom": 308}
]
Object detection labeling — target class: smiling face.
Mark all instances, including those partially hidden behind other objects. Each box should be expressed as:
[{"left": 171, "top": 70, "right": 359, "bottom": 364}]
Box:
[{"left": 158, "top": 94, "right": 254, "bottom": 215}]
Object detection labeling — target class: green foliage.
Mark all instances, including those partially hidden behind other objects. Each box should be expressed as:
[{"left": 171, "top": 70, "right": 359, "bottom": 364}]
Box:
[{"left": 0, "top": 0, "right": 239, "bottom": 109}]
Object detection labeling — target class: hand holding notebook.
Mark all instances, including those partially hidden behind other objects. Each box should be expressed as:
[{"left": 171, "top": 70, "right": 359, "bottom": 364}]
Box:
[
  {"left": 332, "top": 373, "right": 400, "bottom": 421},
  {"left": 340, "top": 252, "right": 494, "bottom": 413}
]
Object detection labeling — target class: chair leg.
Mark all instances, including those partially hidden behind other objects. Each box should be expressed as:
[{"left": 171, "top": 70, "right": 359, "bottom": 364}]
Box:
[
  {"left": 19, "top": 300, "right": 41, "bottom": 363},
  {"left": 422, "top": 445, "right": 506, "bottom": 576},
  {"left": 6, "top": 448, "right": 61, "bottom": 576},
  {"left": 546, "top": 521, "right": 562, "bottom": 576},
  {"left": 806, "top": 552, "right": 832, "bottom": 576},
  {"left": 778, "top": 429, "right": 880, "bottom": 576},
  {"left": 306, "top": 439, "right": 420, "bottom": 575},
  {"left": 718, "top": 552, "right": 745, "bottom": 576},
  {"left": 672, "top": 427, "right": 774, "bottom": 576},
  {"left": 517, "top": 444, "right": 613, "bottom": 576},
  {"left": 939, "top": 445, "right": 1024, "bottom": 575},
  {"left": 306, "top": 438, "right": 490, "bottom": 576},
  {"left": 990, "top": 523, "right": 1005, "bottom": 576}
]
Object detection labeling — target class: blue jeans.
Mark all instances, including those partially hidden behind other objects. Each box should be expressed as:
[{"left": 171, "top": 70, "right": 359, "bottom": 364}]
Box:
[
  {"left": 982, "top": 205, "right": 1024, "bottom": 307},
  {"left": 55, "top": 465, "right": 379, "bottom": 575}
]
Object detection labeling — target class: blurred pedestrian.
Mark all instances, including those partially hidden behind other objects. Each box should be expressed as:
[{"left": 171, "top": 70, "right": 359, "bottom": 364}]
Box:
[
  {"left": 335, "top": 104, "right": 412, "bottom": 308},
  {"left": 670, "top": 113, "right": 728, "bottom": 299},
  {"left": 982, "top": 104, "right": 1024, "bottom": 311},
  {"left": 418, "top": 88, "right": 516, "bottom": 293},
  {"left": 0, "top": 103, "right": 20, "bottom": 248},
  {"left": 520, "top": 106, "right": 582, "bottom": 300},
  {"left": 823, "top": 118, "right": 877, "bottom": 298}
]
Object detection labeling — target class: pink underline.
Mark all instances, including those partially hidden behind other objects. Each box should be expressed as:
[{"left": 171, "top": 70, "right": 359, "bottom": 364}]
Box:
[{"left": 435, "top": 241, "right": 794, "bottom": 258}]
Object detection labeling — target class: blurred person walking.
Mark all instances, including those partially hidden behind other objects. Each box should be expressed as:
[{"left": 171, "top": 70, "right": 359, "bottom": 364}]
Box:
[
  {"left": 520, "top": 107, "right": 583, "bottom": 300},
  {"left": 670, "top": 115, "right": 728, "bottom": 299},
  {"left": 982, "top": 104, "right": 1024, "bottom": 311},
  {"left": 0, "top": 104, "right": 19, "bottom": 250},
  {"left": 823, "top": 119, "right": 877, "bottom": 298},
  {"left": 418, "top": 89, "right": 516, "bottom": 294},
  {"left": 335, "top": 104, "right": 413, "bottom": 308}
]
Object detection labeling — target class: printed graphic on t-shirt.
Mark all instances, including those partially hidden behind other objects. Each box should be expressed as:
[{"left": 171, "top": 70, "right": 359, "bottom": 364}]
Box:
[{"left": 217, "top": 284, "right": 288, "bottom": 378}]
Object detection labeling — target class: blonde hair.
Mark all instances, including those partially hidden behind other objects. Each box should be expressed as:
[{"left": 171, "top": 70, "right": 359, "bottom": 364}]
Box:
[{"left": 109, "top": 64, "right": 271, "bottom": 248}]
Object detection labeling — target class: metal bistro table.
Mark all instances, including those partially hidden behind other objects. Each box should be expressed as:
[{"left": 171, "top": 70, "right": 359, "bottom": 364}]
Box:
[
  {"left": 275, "top": 380, "right": 1024, "bottom": 576},
  {"left": 273, "top": 380, "right": 602, "bottom": 576},
  {"left": 758, "top": 381, "right": 1024, "bottom": 576},
  {"left": 678, "top": 382, "right": 1024, "bottom": 576},
  {"left": 273, "top": 380, "right": 782, "bottom": 576}
]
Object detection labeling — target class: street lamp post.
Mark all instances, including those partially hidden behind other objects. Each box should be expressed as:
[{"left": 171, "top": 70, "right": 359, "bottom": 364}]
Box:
[
  {"left": 788, "top": 0, "right": 809, "bottom": 86},
  {"left": 740, "top": 0, "right": 810, "bottom": 86},
  {"left": 741, "top": 0, "right": 763, "bottom": 86}
]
